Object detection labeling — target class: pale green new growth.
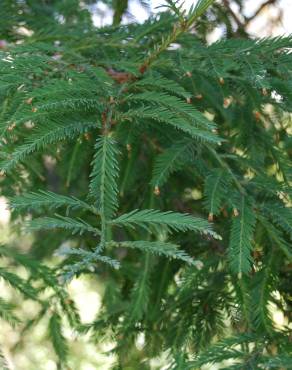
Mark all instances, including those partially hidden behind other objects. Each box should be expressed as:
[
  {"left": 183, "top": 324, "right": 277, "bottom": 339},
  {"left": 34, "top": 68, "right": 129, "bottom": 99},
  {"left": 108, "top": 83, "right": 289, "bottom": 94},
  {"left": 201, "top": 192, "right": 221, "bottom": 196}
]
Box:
[{"left": 49, "top": 313, "right": 68, "bottom": 364}]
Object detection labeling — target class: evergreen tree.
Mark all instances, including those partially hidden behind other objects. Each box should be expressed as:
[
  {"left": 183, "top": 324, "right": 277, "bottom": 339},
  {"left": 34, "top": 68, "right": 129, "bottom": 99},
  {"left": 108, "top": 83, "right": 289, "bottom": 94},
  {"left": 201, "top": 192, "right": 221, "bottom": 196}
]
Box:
[{"left": 0, "top": 0, "right": 291, "bottom": 368}]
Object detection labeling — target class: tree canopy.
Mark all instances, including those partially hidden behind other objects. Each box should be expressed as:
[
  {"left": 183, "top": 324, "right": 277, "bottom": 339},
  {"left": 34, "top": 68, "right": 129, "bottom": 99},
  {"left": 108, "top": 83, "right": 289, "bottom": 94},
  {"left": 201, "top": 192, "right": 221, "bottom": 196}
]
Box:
[{"left": 0, "top": 0, "right": 291, "bottom": 369}]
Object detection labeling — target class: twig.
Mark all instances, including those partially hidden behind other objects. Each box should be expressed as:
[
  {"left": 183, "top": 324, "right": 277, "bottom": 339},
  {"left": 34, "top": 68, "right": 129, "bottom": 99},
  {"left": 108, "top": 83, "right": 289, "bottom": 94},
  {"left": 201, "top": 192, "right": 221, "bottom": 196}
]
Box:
[
  {"left": 222, "top": 0, "right": 245, "bottom": 29},
  {"left": 245, "top": 0, "right": 278, "bottom": 26}
]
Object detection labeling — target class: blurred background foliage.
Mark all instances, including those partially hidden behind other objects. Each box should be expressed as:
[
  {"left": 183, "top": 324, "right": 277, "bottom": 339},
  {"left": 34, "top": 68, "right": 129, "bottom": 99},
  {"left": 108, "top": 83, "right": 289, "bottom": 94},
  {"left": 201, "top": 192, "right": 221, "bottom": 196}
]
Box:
[
  {"left": 0, "top": 1, "right": 291, "bottom": 369},
  {"left": 1, "top": 0, "right": 291, "bottom": 41}
]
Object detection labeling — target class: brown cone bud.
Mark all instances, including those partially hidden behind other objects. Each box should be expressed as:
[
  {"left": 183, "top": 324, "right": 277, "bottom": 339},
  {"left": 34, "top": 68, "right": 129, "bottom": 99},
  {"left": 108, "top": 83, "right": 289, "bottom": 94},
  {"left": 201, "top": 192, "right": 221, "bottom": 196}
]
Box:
[
  {"left": 154, "top": 186, "right": 160, "bottom": 196},
  {"left": 223, "top": 96, "right": 232, "bottom": 108},
  {"left": 26, "top": 97, "right": 33, "bottom": 105},
  {"left": 7, "top": 123, "right": 16, "bottom": 131},
  {"left": 0, "top": 40, "right": 7, "bottom": 49},
  {"left": 254, "top": 111, "right": 261, "bottom": 121},
  {"left": 233, "top": 208, "right": 239, "bottom": 217},
  {"left": 222, "top": 208, "right": 228, "bottom": 217},
  {"left": 84, "top": 133, "right": 91, "bottom": 141}
]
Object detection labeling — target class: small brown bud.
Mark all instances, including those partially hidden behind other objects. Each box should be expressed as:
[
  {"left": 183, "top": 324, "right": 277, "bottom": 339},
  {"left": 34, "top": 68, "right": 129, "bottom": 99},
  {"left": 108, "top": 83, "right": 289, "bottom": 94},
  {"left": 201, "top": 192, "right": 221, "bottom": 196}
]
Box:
[
  {"left": 223, "top": 96, "right": 232, "bottom": 108},
  {"left": 139, "top": 64, "right": 147, "bottom": 74},
  {"left": 32, "top": 107, "right": 37, "bottom": 112},
  {"left": 233, "top": 208, "right": 239, "bottom": 217},
  {"left": 221, "top": 207, "right": 228, "bottom": 218},
  {"left": 254, "top": 111, "right": 261, "bottom": 121},
  {"left": 107, "top": 68, "right": 133, "bottom": 83},
  {"left": 186, "top": 97, "right": 192, "bottom": 104},
  {"left": 253, "top": 250, "right": 262, "bottom": 260},
  {"left": 195, "top": 94, "right": 203, "bottom": 100},
  {"left": 101, "top": 111, "right": 107, "bottom": 125},
  {"left": 154, "top": 186, "right": 160, "bottom": 196},
  {"left": 109, "top": 96, "right": 115, "bottom": 104},
  {"left": 7, "top": 123, "right": 16, "bottom": 131},
  {"left": 186, "top": 71, "right": 192, "bottom": 77},
  {"left": 84, "top": 133, "right": 91, "bottom": 141},
  {"left": 126, "top": 143, "right": 132, "bottom": 152},
  {"left": 261, "top": 88, "right": 268, "bottom": 96},
  {"left": 26, "top": 97, "right": 33, "bottom": 105},
  {"left": 0, "top": 40, "right": 7, "bottom": 49},
  {"left": 208, "top": 213, "right": 214, "bottom": 222},
  {"left": 219, "top": 77, "right": 225, "bottom": 85}
]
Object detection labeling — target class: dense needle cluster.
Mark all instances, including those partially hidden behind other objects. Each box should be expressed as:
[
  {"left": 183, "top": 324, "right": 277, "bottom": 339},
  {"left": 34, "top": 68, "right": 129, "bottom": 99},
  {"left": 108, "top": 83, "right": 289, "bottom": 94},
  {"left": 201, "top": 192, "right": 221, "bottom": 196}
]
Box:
[{"left": 0, "top": 0, "right": 291, "bottom": 368}]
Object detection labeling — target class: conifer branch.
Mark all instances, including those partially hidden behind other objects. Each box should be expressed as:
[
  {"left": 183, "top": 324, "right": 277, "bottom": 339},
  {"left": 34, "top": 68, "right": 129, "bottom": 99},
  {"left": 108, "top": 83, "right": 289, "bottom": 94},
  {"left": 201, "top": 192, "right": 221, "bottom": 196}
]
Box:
[
  {"left": 26, "top": 215, "right": 101, "bottom": 236},
  {"left": 89, "top": 135, "right": 119, "bottom": 247},
  {"left": 0, "top": 1, "right": 291, "bottom": 366},
  {"left": 228, "top": 197, "right": 256, "bottom": 275},
  {"left": 139, "top": 0, "right": 216, "bottom": 73},
  {"left": 110, "top": 208, "right": 219, "bottom": 238},
  {"left": 108, "top": 240, "right": 195, "bottom": 265}
]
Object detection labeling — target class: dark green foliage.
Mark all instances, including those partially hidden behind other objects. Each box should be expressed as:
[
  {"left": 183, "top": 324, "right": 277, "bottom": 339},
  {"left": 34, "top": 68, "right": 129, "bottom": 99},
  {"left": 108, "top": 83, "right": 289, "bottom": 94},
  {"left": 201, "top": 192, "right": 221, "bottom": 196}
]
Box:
[
  {"left": 49, "top": 312, "right": 68, "bottom": 365},
  {"left": 228, "top": 196, "right": 256, "bottom": 275},
  {"left": 0, "top": 0, "right": 291, "bottom": 368},
  {"left": 110, "top": 208, "right": 216, "bottom": 234},
  {"left": 10, "top": 190, "right": 97, "bottom": 214},
  {"left": 0, "top": 298, "right": 20, "bottom": 327},
  {"left": 204, "top": 168, "right": 231, "bottom": 216},
  {"left": 0, "top": 245, "right": 81, "bottom": 364},
  {"left": 89, "top": 135, "right": 120, "bottom": 219}
]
